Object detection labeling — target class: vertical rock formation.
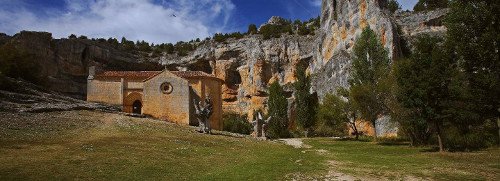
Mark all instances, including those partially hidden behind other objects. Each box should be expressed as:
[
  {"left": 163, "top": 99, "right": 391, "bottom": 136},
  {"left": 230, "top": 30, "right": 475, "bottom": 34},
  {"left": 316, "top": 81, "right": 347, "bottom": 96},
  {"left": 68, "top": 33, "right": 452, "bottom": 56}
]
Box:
[{"left": 312, "top": 0, "right": 398, "bottom": 100}]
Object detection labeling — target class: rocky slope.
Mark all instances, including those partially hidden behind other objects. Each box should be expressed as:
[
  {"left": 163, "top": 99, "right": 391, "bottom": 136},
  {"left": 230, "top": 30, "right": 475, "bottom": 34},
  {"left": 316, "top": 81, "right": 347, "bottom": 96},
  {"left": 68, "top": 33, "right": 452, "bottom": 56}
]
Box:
[
  {"left": 1, "top": 31, "right": 161, "bottom": 99},
  {"left": 0, "top": 0, "right": 448, "bottom": 119},
  {"left": 0, "top": 77, "right": 118, "bottom": 113}
]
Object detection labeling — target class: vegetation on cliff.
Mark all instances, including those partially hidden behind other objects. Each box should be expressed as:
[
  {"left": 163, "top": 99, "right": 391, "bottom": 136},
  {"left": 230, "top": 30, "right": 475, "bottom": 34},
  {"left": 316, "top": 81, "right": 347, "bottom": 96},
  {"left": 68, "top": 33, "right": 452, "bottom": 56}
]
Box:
[{"left": 413, "top": 0, "right": 448, "bottom": 12}]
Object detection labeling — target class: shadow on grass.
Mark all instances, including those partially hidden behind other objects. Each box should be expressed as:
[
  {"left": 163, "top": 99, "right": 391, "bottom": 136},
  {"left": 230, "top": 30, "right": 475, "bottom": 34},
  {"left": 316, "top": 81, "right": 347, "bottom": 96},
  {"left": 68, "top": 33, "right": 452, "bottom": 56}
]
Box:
[
  {"left": 334, "top": 136, "right": 412, "bottom": 146},
  {"left": 419, "top": 147, "right": 440, "bottom": 152}
]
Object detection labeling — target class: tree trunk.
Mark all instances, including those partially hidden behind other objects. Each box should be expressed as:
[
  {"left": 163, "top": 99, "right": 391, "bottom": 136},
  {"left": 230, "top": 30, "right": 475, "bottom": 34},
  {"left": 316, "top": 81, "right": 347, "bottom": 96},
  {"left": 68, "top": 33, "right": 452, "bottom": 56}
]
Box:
[
  {"left": 435, "top": 122, "right": 444, "bottom": 152},
  {"left": 372, "top": 119, "right": 377, "bottom": 139},
  {"left": 350, "top": 122, "right": 359, "bottom": 140},
  {"left": 497, "top": 117, "right": 500, "bottom": 146}
]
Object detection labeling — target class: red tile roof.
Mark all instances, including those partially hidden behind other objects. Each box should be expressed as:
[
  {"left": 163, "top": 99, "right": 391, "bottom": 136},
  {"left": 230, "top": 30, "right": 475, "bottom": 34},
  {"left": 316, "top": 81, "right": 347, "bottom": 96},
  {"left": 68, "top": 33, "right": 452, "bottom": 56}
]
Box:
[
  {"left": 95, "top": 70, "right": 221, "bottom": 81},
  {"left": 95, "top": 71, "right": 161, "bottom": 79}
]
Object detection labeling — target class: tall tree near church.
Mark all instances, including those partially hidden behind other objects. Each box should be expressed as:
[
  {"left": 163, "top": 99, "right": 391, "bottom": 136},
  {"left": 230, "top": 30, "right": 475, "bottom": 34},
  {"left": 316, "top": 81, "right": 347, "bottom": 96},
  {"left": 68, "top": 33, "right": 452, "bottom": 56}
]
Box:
[
  {"left": 445, "top": 0, "right": 500, "bottom": 144},
  {"left": 267, "top": 81, "right": 290, "bottom": 138},
  {"left": 349, "top": 27, "right": 391, "bottom": 138},
  {"left": 294, "top": 64, "right": 317, "bottom": 136},
  {"left": 393, "top": 35, "right": 454, "bottom": 152}
]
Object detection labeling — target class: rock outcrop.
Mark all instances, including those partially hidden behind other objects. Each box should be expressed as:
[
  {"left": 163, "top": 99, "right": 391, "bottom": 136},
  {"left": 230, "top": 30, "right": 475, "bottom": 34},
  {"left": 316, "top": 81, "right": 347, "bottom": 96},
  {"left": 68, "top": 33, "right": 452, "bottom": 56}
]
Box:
[
  {"left": 311, "top": 0, "right": 398, "bottom": 100},
  {"left": 2, "top": 31, "right": 159, "bottom": 99},
  {"left": 0, "top": 77, "right": 118, "bottom": 113},
  {"left": 165, "top": 34, "right": 316, "bottom": 119},
  {"left": 0, "top": 0, "right": 450, "bottom": 120}
]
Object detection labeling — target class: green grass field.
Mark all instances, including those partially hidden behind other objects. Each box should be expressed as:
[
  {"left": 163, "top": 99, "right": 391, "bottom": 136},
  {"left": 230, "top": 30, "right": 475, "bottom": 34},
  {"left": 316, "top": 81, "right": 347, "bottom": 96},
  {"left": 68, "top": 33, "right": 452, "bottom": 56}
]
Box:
[{"left": 0, "top": 110, "right": 498, "bottom": 180}]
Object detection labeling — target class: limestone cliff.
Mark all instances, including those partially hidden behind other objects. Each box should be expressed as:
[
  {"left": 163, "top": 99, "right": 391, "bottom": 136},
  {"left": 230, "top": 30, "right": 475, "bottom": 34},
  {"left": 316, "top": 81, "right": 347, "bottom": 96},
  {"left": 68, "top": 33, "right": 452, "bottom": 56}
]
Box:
[
  {"left": 311, "top": 0, "right": 447, "bottom": 100},
  {"left": 161, "top": 34, "right": 317, "bottom": 119},
  {"left": 0, "top": 0, "right": 449, "bottom": 119},
  {"left": 2, "top": 31, "right": 160, "bottom": 98}
]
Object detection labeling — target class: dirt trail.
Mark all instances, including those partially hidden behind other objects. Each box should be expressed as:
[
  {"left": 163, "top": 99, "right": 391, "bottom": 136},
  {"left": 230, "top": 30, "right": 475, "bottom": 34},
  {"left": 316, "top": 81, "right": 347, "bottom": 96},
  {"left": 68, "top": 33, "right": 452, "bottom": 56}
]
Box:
[{"left": 280, "top": 138, "right": 383, "bottom": 181}]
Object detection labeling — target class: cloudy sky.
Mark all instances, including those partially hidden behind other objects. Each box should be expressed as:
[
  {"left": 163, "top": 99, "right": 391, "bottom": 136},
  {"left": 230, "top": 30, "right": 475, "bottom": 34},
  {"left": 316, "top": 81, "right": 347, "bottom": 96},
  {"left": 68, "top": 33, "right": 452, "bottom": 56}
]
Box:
[{"left": 0, "top": 0, "right": 417, "bottom": 44}]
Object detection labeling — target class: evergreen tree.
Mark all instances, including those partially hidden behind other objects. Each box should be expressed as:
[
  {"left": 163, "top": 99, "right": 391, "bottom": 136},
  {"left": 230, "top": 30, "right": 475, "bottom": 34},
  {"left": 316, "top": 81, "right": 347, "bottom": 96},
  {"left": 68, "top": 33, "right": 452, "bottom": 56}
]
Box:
[
  {"left": 349, "top": 27, "right": 391, "bottom": 138},
  {"left": 294, "top": 64, "right": 316, "bottom": 135},
  {"left": 387, "top": 0, "right": 401, "bottom": 14},
  {"left": 414, "top": 0, "right": 448, "bottom": 11},
  {"left": 318, "top": 90, "right": 359, "bottom": 139},
  {"left": 247, "top": 24, "right": 258, "bottom": 35},
  {"left": 267, "top": 81, "right": 290, "bottom": 138}
]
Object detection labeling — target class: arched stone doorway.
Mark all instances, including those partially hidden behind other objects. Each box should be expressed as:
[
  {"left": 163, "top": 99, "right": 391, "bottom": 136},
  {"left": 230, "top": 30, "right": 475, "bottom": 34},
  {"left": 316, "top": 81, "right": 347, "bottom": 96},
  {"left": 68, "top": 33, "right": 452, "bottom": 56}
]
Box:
[
  {"left": 132, "top": 100, "right": 142, "bottom": 114},
  {"left": 123, "top": 92, "right": 143, "bottom": 114}
]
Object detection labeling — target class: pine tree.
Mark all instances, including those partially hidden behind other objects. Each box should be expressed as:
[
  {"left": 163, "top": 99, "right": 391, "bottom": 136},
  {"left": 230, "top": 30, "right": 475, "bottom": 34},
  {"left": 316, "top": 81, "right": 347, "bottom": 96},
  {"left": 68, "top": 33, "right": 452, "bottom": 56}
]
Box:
[
  {"left": 387, "top": 0, "right": 401, "bottom": 14},
  {"left": 247, "top": 24, "right": 258, "bottom": 35},
  {"left": 414, "top": 0, "right": 448, "bottom": 12}
]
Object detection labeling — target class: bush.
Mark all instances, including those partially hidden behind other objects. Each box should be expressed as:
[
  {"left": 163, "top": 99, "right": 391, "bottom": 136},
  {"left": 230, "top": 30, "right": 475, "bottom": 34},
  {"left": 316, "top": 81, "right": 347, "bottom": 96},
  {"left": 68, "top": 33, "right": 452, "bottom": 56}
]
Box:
[
  {"left": 259, "top": 24, "right": 293, "bottom": 40},
  {"left": 222, "top": 113, "right": 252, "bottom": 134},
  {"left": 443, "top": 120, "right": 498, "bottom": 151}
]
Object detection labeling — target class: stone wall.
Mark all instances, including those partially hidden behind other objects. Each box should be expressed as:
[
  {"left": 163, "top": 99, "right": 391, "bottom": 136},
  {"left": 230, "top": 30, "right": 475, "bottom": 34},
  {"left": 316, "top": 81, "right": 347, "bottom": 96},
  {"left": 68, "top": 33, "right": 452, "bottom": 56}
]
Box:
[
  {"left": 87, "top": 79, "right": 123, "bottom": 105},
  {"left": 143, "top": 71, "right": 190, "bottom": 125}
]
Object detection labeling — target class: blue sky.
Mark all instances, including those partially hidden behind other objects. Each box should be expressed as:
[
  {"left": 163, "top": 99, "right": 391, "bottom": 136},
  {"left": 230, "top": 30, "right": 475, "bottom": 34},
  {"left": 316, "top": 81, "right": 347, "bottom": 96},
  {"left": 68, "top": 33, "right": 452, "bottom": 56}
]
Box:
[{"left": 0, "top": 0, "right": 417, "bottom": 44}]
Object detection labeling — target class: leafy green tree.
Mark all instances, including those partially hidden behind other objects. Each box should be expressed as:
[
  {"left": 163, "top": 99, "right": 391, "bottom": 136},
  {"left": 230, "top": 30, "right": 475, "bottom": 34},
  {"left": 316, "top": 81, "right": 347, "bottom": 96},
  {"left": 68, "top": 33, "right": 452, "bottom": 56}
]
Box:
[
  {"left": 222, "top": 112, "right": 252, "bottom": 134},
  {"left": 267, "top": 81, "right": 290, "bottom": 138},
  {"left": 349, "top": 27, "right": 391, "bottom": 138},
  {"left": 318, "top": 90, "right": 360, "bottom": 139},
  {"left": 387, "top": 0, "right": 401, "bottom": 13},
  {"left": 294, "top": 65, "right": 316, "bottom": 135},
  {"left": 414, "top": 0, "right": 448, "bottom": 11},
  {"left": 393, "top": 35, "right": 455, "bottom": 151},
  {"left": 247, "top": 24, "right": 258, "bottom": 35},
  {"left": 444, "top": 0, "right": 500, "bottom": 147}
]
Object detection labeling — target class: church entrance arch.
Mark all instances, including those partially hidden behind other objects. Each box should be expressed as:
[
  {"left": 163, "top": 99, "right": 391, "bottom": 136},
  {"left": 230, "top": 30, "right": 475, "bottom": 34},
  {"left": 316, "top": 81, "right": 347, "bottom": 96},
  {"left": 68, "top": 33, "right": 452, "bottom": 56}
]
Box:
[
  {"left": 132, "top": 100, "right": 142, "bottom": 114},
  {"left": 124, "top": 91, "right": 143, "bottom": 114}
]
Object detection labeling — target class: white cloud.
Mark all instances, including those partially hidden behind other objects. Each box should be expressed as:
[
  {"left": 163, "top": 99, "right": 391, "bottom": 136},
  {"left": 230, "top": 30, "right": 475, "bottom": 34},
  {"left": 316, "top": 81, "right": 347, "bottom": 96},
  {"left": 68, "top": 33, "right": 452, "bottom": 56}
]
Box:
[
  {"left": 0, "top": 0, "right": 235, "bottom": 44},
  {"left": 310, "top": 0, "right": 322, "bottom": 7}
]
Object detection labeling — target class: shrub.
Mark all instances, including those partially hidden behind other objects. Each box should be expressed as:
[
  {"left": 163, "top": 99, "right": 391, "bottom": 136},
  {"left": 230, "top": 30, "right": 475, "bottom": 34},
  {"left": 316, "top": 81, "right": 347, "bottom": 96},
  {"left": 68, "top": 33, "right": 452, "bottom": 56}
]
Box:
[
  {"left": 222, "top": 113, "right": 252, "bottom": 135},
  {"left": 259, "top": 24, "right": 292, "bottom": 40},
  {"left": 443, "top": 120, "right": 499, "bottom": 151}
]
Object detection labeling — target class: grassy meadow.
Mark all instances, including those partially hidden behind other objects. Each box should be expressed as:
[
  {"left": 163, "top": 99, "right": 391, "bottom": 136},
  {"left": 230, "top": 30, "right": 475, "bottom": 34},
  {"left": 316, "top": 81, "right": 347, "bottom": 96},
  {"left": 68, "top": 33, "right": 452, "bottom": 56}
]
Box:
[{"left": 0, "top": 110, "right": 498, "bottom": 180}]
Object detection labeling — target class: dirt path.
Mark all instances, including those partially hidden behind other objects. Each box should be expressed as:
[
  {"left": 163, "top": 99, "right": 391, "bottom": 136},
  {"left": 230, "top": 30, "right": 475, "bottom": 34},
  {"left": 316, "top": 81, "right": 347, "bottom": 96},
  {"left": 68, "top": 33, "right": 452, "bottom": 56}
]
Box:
[
  {"left": 280, "top": 138, "right": 380, "bottom": 181},
  {"left": 278, "top": 138, "right": 312, "bottom": 148}
]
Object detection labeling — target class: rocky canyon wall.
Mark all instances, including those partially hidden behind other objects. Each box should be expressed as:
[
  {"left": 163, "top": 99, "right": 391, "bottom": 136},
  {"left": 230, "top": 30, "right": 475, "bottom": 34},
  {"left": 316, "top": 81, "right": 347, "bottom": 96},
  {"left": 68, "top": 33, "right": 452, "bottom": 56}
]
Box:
[{"left": 1, "top": 0, "right": 448, "bottom": 120}]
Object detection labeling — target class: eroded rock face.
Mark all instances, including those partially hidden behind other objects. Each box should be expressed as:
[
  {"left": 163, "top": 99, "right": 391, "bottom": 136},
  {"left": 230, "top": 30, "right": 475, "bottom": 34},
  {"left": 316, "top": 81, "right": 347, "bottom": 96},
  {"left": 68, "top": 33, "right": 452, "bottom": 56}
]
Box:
[
  {"left": 310, "top": 0, "right": 398, "bottom": 100},
  {"left": 3, "top": 31, "right": 148, "bottom": 98},
  {"left": 311, "top": 1, "right": 447, "bottom": 100},
  {"left": 1, "top": 0, "right": 449, "bottom": 120},
  {"left": 163, "top": 35, "right": 316, "bottom": 119}
]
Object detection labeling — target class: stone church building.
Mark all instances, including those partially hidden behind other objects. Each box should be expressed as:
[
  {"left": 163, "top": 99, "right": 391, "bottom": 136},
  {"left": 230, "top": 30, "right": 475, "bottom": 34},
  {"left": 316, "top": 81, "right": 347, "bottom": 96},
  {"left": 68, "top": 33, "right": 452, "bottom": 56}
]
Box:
[{"left": 86, "top": 67, "right": 223, "bottom": 130}]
